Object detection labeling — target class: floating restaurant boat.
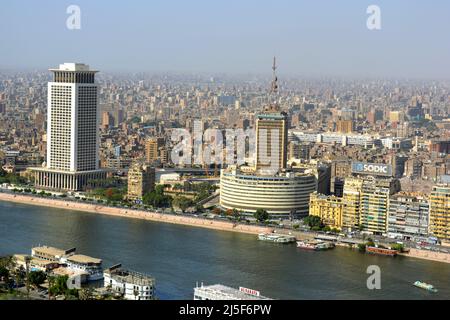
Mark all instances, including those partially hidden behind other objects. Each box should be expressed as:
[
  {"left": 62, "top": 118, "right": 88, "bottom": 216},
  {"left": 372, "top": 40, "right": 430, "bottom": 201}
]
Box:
[
  {"left": 258, "top": 233, "right": 296, "bottom": 244},
  {"left": 366, "top": 246, "right": 398, "bottom": 256},
  {"left": 296, "top": 240, "right": 335, "bottom": 251},
  {"left": 413, "top": 281, "right": 438, "bottom": 293}
]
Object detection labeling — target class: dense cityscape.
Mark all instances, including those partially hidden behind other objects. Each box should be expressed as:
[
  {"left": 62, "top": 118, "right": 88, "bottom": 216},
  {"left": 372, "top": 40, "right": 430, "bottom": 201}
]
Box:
[
  {"left": 0, "top": 59, "right": 449, "bottom": 301},
  {"left": 0, "top": 2, "right": 449, "bottom": 313}
]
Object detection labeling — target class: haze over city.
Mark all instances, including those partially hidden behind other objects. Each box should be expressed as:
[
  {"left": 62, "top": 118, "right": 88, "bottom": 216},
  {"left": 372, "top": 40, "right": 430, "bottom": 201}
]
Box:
[
  {"left": 1, "top": 0, "right": 450, "bottom": 78},
  {"left": 0, "top": 0, "right": 449, "bottom": 312}
]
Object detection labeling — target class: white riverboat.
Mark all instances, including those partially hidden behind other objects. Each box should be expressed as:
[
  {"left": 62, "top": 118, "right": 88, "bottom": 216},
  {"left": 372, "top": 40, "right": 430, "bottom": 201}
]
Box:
[{"left": 258, "top": 233, "right": 296, "bottom": 244}]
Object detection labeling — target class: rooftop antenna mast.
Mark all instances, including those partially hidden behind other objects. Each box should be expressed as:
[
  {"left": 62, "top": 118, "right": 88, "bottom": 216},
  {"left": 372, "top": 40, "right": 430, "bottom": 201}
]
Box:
[
  {"left": 268, "top": 56, "right": 280, "bottom": 111},
  {"left": 271, "top": 56, "right": 278, "bottom": 93}
]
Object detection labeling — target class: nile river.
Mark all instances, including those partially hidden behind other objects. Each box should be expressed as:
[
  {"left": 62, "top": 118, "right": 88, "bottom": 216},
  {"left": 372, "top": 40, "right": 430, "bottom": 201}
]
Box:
[{"left": 0, "top": 201, "right": 448, "bottom": 299}]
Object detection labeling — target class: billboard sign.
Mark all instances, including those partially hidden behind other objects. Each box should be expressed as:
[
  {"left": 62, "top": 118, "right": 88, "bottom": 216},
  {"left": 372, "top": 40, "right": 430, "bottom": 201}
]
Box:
[
  {"left": 239, "top": 287, "right": 260, "bottom": 297},
  {"left": 351, "top": 162, "right": 392, "bottom": 177}
]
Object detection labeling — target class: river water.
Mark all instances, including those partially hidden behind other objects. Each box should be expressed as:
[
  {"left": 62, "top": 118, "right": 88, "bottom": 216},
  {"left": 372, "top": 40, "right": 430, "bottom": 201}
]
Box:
[{"left": 0, "top": 201, "right": 448, "bottom": 300}]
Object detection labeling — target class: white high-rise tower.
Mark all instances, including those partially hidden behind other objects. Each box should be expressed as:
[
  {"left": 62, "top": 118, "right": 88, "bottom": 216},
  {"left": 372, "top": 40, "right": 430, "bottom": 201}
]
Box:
[{"left": 32, "top": 63, "right": 106, "bottom": 191}]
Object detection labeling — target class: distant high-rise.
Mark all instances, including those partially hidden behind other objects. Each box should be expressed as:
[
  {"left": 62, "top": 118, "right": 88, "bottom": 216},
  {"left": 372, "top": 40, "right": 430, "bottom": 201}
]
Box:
[
  {"left": 255, "top": 111, "right": 288, "bottom": 173},
  {"left": 145, "top": 137, "right": 165, "bottom": 163},
  {"left": 219, "top": 58, "right": 316, "bottom": 218},
  {"left": 33, "top": 63, "right": 106, "bottom": 190},
  {"left": 336, "top": 119, "right": 354, "bottom": 134},
  {"left": 255, "top": 56, "right": 288, "bottom": 173}
]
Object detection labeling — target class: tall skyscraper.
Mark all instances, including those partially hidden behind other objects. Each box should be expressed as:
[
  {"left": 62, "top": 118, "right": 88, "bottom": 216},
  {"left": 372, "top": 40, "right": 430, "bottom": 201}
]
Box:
[
  {"left": 219, "top": 58, "right": 316, "bottom": 218},
  {"left": 255, "top": 57, "right": 288, "bottom": 173},
  {"left": 32, "top": 63, "right": 106, "bottom": 191},
  {"left": 255, "top": 111, "right": 288, "bottom": 172}
]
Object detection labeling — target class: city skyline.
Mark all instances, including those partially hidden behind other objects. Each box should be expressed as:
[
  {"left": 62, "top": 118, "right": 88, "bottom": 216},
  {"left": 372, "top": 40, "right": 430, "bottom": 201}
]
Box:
[
  {"left": 0, "top": 2, "right": 449, "bottom": 306},
  {"left": 2, "top": 1, "right": 450, "bottom": 79}
]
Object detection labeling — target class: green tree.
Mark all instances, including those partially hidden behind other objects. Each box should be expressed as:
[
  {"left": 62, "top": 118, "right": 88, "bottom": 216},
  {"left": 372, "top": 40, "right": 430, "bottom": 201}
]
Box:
[
  {"left": 28, "top": 270, "right": 47, "bottom": 288},
  {"left": 390, "top": 243, "right": 404, "bottom": 252},
  {"left": 0, "top": 265, "right": 9, "bottom": 281},
  {"left": 143, "top": 189, "right": 172, "bottom": 208},
  {"left": 358, "top": 243, "right": 366, "bottom": 252},
  {"left": 366, "top": 238, "right": 375, "bottom": 247},
  {"left": 254, "top": 209, "right": 269, "bottom": 222},
  {"left": 0, "top": 256, "right": 14, "bottom": 287},
  {"left": 79, "top": 287, "right": 94, "bottom": 300},
  {"left": 303, "top": 215, "right": 323, "bottom": 229},
  {"left": 173, "top": 183, "right": 184, "bottom": 191},
  {"left": 232, "top": 209, "right": 241, "bottom": 220},
  {"left": 49, "top": 275, "right": 69, "bottom": 297},
  {"left": 173, "top": 196, "right": 193, "bottom": 213}
]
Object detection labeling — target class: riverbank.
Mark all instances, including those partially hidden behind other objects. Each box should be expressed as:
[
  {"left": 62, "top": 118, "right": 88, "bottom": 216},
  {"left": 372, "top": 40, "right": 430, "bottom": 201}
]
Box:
[
  {"left": 1, "top": 192, "right": 449, "bottom": 264},
  {"left": 335, "top": 242, "right": 450, "bottom": 264},
  {"left": 0, "top": 192, "right": 272, "bottom": 235}
]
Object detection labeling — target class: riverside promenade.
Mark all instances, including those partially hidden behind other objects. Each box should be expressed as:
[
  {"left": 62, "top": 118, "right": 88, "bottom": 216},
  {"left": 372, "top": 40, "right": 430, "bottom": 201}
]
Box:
[
  {"left": 0, "top": 192, "right": 272, "bottom": 235},
  {"left": 1, "top": 192, "right": 449, "bottom": 264}
]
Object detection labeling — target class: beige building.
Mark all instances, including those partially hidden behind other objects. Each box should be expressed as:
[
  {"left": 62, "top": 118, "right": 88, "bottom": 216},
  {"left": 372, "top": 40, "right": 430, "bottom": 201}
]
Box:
[
  {"left": 309, "top": 192, "right": 344, "bottom": 230},
  {"left": 145, "top": 137, "right": 165, "bottom": 163},
  {"left": 342, "top": 177, "right": 363, "bottom": 230},
  {"left": 336, "top": 119, "right": 354, "bottom": 134},
  {"left": 429, "top": 184, "right": 450, "bottom": 242},
  {"left": 359, "top": 178, "right": 392, "bottom": 235},
  {"left": 127, "top": 163, "right": 155, "bottom": 201},
  {"left": 255, "top": 107, "right": 288, "bottom": 174},
  {"left": 220, "top": 166, "right": 316, "bottom": 217}
]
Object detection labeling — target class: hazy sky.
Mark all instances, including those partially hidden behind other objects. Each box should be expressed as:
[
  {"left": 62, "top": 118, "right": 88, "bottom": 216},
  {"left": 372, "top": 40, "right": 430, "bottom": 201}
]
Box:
[{"left": 1, "top": 0, "right": 450, "bottom": 78}]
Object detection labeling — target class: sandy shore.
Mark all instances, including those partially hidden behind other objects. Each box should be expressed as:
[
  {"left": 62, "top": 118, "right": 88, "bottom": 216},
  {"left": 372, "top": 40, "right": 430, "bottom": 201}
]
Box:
[
  {"left": 1, "top": 192, "right": 449, "bottom": 264},
  {"left": 0, "top": 192, "right": 272, "bottom": 235}
]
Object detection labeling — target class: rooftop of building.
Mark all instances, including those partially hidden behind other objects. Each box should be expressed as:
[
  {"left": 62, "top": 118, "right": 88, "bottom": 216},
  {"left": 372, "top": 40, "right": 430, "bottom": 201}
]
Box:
[
  {"left": 222, "top": 165, "right": 315, "bottom": 179},
  {"left": 104, "top": 266, "right": 155, "bottom": 286},
  {"left": 391, "top": 191, "right": 428, "bottom": 200},
  {"left": 66, "top": 254, "right": 102, "bottom": 265},
  {"left": 32, "top": 246, "right": 67, "bottom": 257},
  {"left": 14, "top": 254, "right": 59, "bottom": 267},
  {"left": 49, "top": 63, "right": 98, "bottom": 72}
]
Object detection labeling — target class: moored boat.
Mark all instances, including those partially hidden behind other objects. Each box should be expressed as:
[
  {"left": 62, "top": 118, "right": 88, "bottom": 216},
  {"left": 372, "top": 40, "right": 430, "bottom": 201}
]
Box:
[
  {"left": 413, "top": 281, "right": 438, "bottom": 293},
  {"left": 297, "top": 240, "right": 335, "bottom": 251},
  {"left": 258, "top": 233, "right": 296, "bottom": 244},
  {"left": 366, "top": 246, "right": 397, "bottom": 256},
  {"left": 296, "top": 240, "right": 316, "bottom": 250}
]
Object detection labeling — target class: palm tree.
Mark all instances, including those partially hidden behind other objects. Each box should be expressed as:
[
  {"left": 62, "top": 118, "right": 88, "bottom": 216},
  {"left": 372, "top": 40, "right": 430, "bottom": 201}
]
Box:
[
  {"left": 24, "top": 256, "right": 31, "bottom": 298},
  {"left": 47, "top": 276, "right": 55, "bottom": 300}
]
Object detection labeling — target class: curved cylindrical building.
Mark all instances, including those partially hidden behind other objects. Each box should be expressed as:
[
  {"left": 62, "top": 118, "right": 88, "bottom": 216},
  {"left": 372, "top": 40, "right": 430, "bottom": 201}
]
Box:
[{"left": 220, "top": 167, "right": 317, "bottom": 217}]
